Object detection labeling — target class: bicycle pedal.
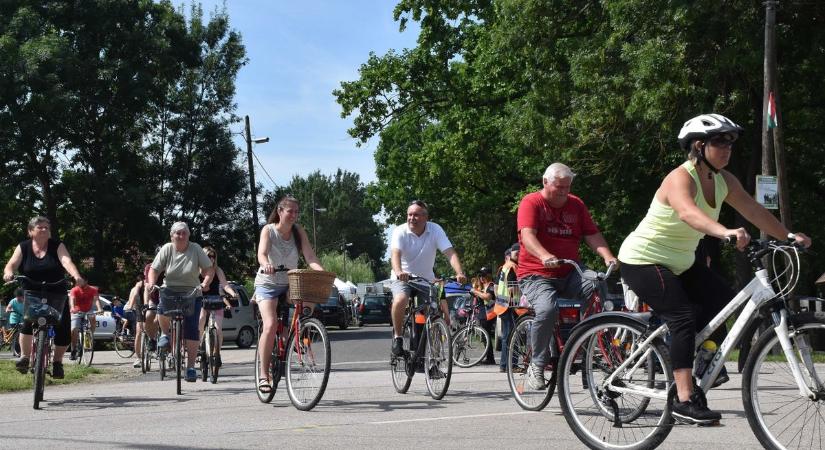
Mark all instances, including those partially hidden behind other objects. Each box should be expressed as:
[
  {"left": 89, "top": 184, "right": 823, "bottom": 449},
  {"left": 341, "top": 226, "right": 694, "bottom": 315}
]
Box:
[{"left": 698, "top": 420, "right": 722, "bottom": 427}]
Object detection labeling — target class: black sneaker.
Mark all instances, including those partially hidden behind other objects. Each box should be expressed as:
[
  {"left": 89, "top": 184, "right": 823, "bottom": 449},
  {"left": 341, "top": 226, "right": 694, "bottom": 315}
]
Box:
[
  {"left": 147, "top": 339, "right": 157, "bottom": 352},
  {"left": 391, "top": 337, "right": 404, "bottom": 357},
  {"left": 15, "top": 357, "right": 30, "bottom": 374},
  {"left": 711, "top": 366, "right": 730, "bottom": 389},
  {"left": 427, "top": 365, "right": 445, "bottom": 379},
  {"left": 52, "top": 362, "right": 64, "bottom": 379},
  {"left": 69, "top": 350, "right": 77, "bottom": 361},
  {"left": 214, "top": 354, "right": 222, "bottom": 368},
  {"left": 671, "top": 395, "right": 721, "bottom": 425}
]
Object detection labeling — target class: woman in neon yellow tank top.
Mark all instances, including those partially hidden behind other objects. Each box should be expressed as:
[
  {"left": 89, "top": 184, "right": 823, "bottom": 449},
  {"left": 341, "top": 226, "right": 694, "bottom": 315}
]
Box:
[{"left": 617, "top": 113, "right": 812, "bottom": 425}]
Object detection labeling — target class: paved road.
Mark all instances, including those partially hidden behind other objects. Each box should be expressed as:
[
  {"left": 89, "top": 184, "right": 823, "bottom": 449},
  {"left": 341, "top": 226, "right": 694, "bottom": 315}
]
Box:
[{"left": 0, "top": 325, "right": 765, "bottom": 449}]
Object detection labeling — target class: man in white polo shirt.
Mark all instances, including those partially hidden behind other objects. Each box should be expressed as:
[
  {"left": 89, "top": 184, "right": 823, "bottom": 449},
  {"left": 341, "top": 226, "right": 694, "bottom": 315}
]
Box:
[{"left": 390, "top": 200, "right": 467, "bottom": 356}]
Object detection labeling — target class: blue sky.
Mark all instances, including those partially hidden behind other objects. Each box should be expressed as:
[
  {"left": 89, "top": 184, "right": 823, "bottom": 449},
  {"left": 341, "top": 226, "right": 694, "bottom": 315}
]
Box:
[{"left": 172, "top": 1, "right": 419, "bottom": 190}]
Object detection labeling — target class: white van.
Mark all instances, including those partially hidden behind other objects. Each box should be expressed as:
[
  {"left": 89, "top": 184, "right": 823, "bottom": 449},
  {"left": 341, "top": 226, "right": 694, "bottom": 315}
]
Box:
[{"left": 222, "top": 282, "right": 257, "bottom": 348}]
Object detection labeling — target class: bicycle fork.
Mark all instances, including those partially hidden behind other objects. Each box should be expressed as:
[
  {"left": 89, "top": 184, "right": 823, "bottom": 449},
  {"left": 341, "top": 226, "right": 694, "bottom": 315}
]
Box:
[{"left": 771, "top": 310, "right": 819, "bottom": 399}]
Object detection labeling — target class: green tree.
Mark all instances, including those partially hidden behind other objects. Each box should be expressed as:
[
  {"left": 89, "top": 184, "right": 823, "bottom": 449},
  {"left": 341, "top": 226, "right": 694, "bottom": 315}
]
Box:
[
  {"left": 319, "top": 252, "right": 375, "bottom": 284},
  {"left": 336, "top": 0, "right": 825, "bottom": 289}
]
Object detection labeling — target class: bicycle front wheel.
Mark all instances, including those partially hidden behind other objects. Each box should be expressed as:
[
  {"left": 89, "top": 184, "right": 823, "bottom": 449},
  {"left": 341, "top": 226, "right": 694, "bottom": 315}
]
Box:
[
  {"left": 33, "top": 329, "right": 47, "bottom": 409},
  {"left": 140, "top": 332, "right": 150, "bottom": 373},
  {"left": 558, "top": 315, "right": 673, "bottom": 450},
  {"left": 452, "top": 324, "right": 490, "bottom": 368},
  {"left": 391, "top": 321, "right": 413, "bottom": 394},
  {"left": 424, "top": 318, "right": 452, "bottom": 400},
  {"left": 507, "top": 316, "right": 554, "bottom": 411},
  {"left": 79, "top": 328, "right": 94, "bottom": 366},
  {"left": 286, "top": 318, "right": 330, "bottom": 411},
  {"left": 743, "top": 312, "right": 825, "bottom": 450},
  {"left": 209, "top": 328, "right": 219, "bottom": 384},
  {"left": 199, "top": 338, "right": 209, "bottom": 382},
  {"left": 175, "top": 320, "right": 183, "bottom": 395}
]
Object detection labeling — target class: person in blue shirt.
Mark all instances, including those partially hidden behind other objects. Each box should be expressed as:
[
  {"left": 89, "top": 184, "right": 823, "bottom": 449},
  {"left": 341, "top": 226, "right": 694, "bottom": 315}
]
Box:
[{"left": 5, "top": 289, "right": 25, "bottom": 326}]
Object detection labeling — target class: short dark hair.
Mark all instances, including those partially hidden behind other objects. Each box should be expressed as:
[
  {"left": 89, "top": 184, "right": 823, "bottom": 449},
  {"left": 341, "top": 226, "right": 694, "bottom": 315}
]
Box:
[{"left": 14, "top": 288, "right": 23, "bottom": 297}]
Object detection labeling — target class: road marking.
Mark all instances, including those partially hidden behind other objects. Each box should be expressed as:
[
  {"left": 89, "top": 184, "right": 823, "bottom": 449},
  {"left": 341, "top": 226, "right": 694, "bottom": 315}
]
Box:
[
  {"left": 331, "top": 360, "right": 387, "bottom": 366},
  {"left": 371, "top": 411, "right": 534, "bottom": 425}
]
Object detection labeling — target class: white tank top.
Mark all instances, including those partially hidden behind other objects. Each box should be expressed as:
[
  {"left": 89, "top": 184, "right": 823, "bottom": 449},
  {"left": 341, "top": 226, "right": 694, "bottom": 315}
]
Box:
[{"left": 254, "top": 224, "right": 299, "bottom": 287}]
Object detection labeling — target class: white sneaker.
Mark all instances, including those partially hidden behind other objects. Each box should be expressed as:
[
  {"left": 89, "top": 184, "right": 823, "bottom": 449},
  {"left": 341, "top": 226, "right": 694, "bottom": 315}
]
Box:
[
  {"left": 133, "top": 359, "right": 141, "bottom": 368},
  {"left": 526, "top": 363, "right": 546, "bottom": 390}
]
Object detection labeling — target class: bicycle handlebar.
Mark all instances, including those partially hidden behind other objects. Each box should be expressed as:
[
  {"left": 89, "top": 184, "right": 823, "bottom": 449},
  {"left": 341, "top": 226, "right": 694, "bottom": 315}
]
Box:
[
  {"left": 547, "top": 259, "right": 617, "bottom": 280},
  {"left": 258, "top": 264, "right": 289, "bottom": 274},
  {"left": 4, "top": 275, "right": 69, "bottom": 288}
]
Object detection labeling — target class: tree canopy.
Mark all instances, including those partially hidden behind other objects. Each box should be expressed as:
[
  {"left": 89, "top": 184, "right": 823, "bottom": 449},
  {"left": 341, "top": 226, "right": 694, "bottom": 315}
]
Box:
[{"left": 336, "top": 0, "right": 825, "bottom": 288}]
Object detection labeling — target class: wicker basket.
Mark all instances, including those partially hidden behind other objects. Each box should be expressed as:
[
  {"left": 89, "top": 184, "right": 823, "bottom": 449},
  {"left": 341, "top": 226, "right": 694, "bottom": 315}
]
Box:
[{"left": 288, "top": 269, "right": 336, "bottom": 303}]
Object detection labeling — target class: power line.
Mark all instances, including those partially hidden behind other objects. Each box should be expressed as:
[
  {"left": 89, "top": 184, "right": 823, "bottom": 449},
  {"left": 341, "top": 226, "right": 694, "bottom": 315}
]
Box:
[{"left": 251, "top": 148, "right": 278, "bottom": 188}]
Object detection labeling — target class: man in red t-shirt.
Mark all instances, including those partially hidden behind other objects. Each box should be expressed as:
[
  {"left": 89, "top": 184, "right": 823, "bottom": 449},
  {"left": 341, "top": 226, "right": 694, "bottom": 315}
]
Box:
[
  {"left": 69, "top": 274, "right": 103, "bottom": 360},
  {"left": 516, "top": 162, "right": 617, "bottom": 389}
]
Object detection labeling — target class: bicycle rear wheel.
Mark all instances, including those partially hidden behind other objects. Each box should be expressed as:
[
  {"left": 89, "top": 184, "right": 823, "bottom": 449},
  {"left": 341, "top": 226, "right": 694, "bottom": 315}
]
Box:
[
  {"left": 743, "top": 312, "right": 825, "bottom": 450},
  {"left": 558, "top": 315, "right": 673, "bottom": 450},
  {"left": 507, "top": 316, "right": 555, "bottom": 411},
  {"left": 33, "top": 328, "right": 47, "bottom": 409},
  {"left": 113, "top": 330, "right": 134, "bottom": 358},
  {"left": 254, "top": 339, "right": 277, "bottom": 403},
  {"left": 391, "top": 321, "right": 413, "bottom": 394},
  {"left": 424, "top": 318, "right": 452, "bottom": 400},
  {"left": 452, "top": 324, "right": 490, "bottom": 368},
  {"left": 286, "top": 318, "right": 330, "bottom": 411},
  {"left": 80, "top": 329, "right": 94, "bottom": 366}
]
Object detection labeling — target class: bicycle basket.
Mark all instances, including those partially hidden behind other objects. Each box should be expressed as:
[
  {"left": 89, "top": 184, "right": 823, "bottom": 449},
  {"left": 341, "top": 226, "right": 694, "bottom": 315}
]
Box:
[
  {"left": 202, "top": 295, "right": 225, "bottom": 311},
  {"left": 22, "top": 291, "right": 66, "bottom": 323},
  {"left": 288, "top": 269, "right": 336, "bottom": 303},
  {"left": 158, "top": 288, "right": 196, "bottom": 316}
]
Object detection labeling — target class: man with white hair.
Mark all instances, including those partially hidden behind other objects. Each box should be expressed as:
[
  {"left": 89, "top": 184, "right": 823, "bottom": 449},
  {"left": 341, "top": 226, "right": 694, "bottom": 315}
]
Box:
[{"left": 516, "top": 162, "right": 617, "bottom": 389}]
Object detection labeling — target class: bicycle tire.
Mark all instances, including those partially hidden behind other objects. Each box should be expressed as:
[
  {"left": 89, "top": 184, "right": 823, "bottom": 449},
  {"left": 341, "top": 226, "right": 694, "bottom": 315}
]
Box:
[
  {"left": 33, "top": 328, "right": 47, "bottom": 409},
  {"left": 558, "top": 315, "right": 673, "bottom": 450},
  {"left": 390, "top": 321, "right": 413, "bottom": 394},
  {"left": 254, "top": 341, "right": 277, "bottom": 403},
  {"left": 452, "top": 324, "right": 490, "bottom": 368},
  {"left": 175, "top": 320, "right": 183, "bottom": 395},
  {"left": 113, "top": 331, "right": 134, "bottom": 359},
  {"left": 286, "top": 317, "right": 330, "bottom": 411},
  {"left": 209, "top": 329, "right": 219, "bottom": 384},
  {"left": 140, "top": 331, "right": 150, "bottom": 373},
  {"left": 159, "top": 347, "right": 166, "bottom": 380},
  {"left": 743, "top": 312, "right": 825, "bottom": 450},
  {"left": 80, "top": 329, "right": 94, "bottom": 366},
  {"left": 200, "top": 337, "right": 209, "bottom": 382},
  {"left": 507, "top": 316, "right": 555, "bottom": 411},
  {"left": 424, "top": 318, "right": 452, "bottom": 400}
]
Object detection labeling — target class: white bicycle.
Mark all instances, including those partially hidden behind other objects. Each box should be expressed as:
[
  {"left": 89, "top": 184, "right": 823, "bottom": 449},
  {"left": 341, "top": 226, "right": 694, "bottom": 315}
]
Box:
[{"left": 557, "top": 238, "right": 824, "bottom": 450}]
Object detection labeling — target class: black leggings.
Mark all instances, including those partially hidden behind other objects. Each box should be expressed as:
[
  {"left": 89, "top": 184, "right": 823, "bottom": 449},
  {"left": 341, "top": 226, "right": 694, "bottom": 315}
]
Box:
[
  {"left": 620, "top": 260, "right": 734, "bottom": 369},
  {"left": 20, "top": 300, "right": 71, "bottom": 347}
]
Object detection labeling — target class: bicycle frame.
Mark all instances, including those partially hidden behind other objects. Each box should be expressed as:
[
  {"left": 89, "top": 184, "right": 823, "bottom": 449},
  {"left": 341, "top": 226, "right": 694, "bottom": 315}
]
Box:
[{"left": 602, "top": 262, "right": 819, "bottom": 400}]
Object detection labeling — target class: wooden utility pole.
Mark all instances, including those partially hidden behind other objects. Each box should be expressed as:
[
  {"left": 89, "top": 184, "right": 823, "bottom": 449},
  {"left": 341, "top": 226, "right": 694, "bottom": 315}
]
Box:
[
  {"left": 245, "top": 115, "right": 259, "bottom": 250},
  {"left": 762, "top": 1, "right": 792, "bottom": 230}
]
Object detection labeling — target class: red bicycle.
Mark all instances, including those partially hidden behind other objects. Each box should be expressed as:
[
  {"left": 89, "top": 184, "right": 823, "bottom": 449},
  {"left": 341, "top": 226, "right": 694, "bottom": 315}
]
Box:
[{"left": 506, "top": 260, "right": 618, "bottom": 410}]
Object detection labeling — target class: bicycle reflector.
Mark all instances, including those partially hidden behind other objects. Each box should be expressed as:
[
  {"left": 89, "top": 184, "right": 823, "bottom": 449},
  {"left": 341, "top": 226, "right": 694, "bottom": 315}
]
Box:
[
  {"left": 559, "top": 306, "right": 580, "bottom": 324},
  {"left": 415, "top": 312, "right": 426, "bottom": 324}
]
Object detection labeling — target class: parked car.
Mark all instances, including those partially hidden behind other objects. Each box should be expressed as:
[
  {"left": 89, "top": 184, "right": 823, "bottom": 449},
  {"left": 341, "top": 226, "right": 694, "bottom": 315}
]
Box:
[
  {"left": 357, "top": 293, "right": 392, "bottom": 325},
  {"left": 314, "top": 287, "right": 351, "bottom": 329},
  {"left": 93, "top": 284, "right": 258, "bottom": 349}
]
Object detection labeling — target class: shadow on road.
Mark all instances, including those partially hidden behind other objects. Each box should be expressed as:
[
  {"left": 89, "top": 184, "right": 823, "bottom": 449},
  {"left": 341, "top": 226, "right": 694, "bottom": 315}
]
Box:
[
  {"left": 2, "top": 434, "right": 215, "bottom": 449},
  {"left": 318, "top": 398, "right": 451, "bottom": 413},
  {"left": 42, "top": 395, "right": 195, "bottom": 410}
]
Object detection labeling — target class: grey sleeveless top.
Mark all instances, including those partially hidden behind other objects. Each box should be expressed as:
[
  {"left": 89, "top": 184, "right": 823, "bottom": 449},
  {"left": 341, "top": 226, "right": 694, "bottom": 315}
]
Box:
[{"left": 254, "top": 224, "right": 299, "bottom": 287}]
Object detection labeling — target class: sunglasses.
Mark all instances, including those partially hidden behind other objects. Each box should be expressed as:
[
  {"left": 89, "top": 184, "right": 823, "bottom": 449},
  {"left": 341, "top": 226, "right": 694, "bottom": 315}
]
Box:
[{"left": 708, "top": 134, "right": 736, "bottom": 147}]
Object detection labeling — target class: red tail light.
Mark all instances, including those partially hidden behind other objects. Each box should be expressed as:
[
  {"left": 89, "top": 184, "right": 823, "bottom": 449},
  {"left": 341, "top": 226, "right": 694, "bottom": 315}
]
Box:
[
  {"left": 559, "top": 307, "right": 580, "bottom": 324},
  {"left": 359, "top": 304, "right": 365, "bottom": 313}
]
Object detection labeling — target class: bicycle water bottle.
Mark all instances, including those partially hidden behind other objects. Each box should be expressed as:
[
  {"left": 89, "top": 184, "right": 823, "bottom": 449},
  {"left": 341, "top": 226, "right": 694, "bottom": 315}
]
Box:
[{"left": 693, "top": 340, "right": 717, "bottom": 378}]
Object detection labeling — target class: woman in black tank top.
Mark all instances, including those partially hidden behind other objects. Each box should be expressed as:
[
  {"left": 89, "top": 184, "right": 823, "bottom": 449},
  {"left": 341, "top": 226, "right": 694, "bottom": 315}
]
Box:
[{"left": 2, "top": 216, "right": 83, "bottom": 378}]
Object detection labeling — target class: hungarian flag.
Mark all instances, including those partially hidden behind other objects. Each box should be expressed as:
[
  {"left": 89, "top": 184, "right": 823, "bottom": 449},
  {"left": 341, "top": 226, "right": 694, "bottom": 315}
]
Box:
[{"left": 767, "top": 91, "right": 779, "bottom": 129}]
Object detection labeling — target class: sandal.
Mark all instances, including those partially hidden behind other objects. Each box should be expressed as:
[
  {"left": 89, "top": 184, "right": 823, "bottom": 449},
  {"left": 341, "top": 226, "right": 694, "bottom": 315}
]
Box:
[{"left": 257, "top": 378, "right": 272, "bottom": 393}]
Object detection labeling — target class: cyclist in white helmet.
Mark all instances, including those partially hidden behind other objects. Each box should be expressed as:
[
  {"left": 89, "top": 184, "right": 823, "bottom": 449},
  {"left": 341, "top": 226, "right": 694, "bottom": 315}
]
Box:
[{"left": 618, "top": 113, "right": 811, "bottom": 424}]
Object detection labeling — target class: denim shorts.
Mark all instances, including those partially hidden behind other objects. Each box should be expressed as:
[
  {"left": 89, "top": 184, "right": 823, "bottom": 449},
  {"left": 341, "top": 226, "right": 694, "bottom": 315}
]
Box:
[{"left": 254, "top": 284, "right": 289, "bottom": 302}]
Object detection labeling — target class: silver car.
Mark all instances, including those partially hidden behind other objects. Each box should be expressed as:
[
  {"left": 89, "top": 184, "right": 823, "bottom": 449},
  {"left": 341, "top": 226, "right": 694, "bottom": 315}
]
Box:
[{"left": 92, "top": 285, "right": 257, "bottom": 349}]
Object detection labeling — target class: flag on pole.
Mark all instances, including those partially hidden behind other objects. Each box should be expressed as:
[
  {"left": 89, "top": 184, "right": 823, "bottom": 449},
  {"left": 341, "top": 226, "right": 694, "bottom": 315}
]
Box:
[{"left": 767, "top": 91, "right": 778, "bottom": 129}]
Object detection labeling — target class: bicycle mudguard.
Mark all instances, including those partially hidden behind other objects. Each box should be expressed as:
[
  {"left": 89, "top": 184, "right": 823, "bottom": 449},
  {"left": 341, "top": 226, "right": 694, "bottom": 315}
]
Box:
[{"left": 569, "top": 311, "right": 653, "bottom": 334}]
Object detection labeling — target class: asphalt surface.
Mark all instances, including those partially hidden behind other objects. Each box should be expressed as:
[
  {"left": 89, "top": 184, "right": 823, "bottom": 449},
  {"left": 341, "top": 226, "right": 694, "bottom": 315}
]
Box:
[{"left": 0, "top": 324, "right": 766, "bottom": 449}]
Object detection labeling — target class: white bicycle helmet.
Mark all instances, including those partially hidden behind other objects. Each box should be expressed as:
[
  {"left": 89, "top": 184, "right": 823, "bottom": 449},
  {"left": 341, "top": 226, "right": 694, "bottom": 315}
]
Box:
[{"left": 677, "top": 113, "right": 744, "bottom": 150}]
